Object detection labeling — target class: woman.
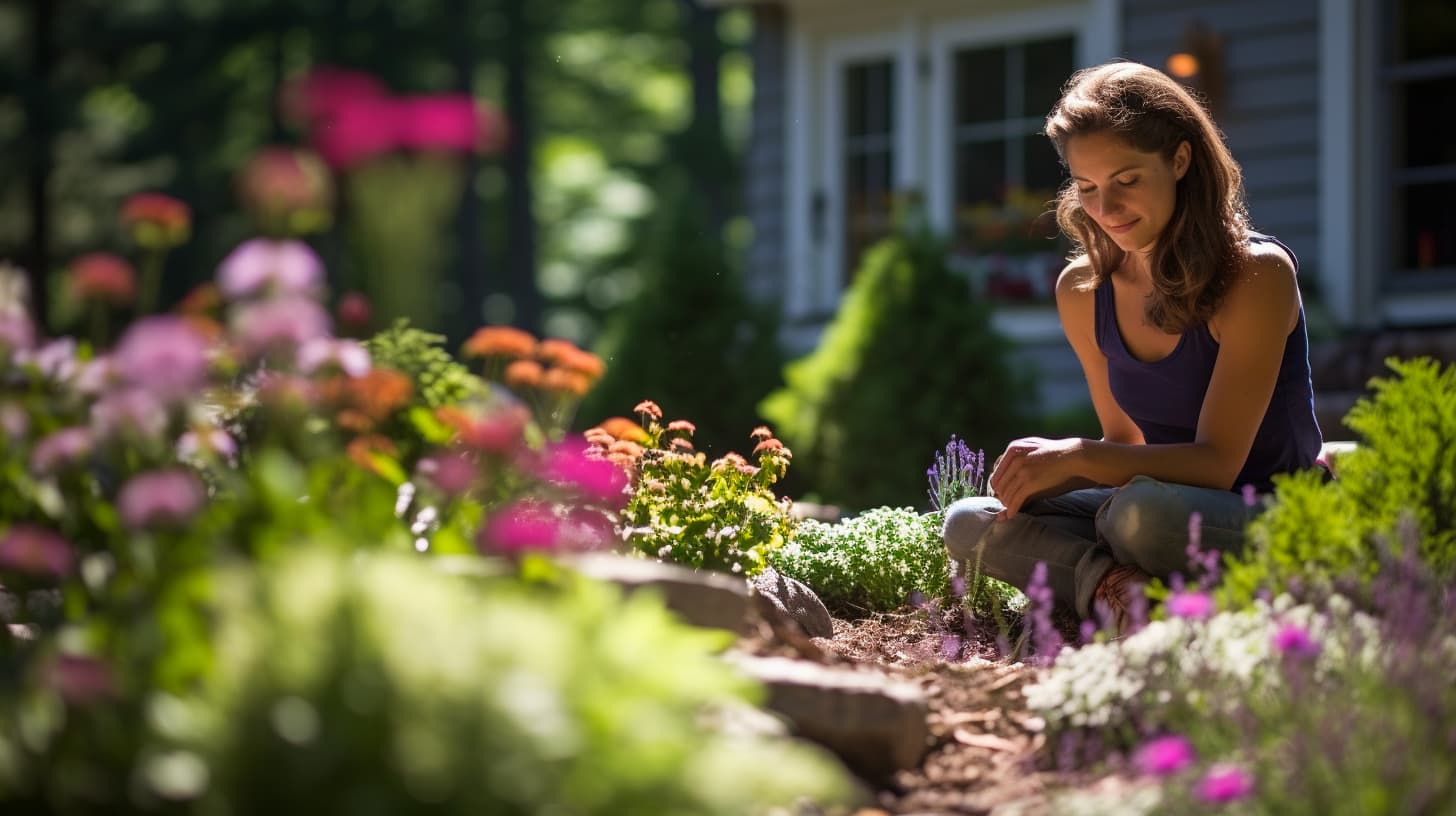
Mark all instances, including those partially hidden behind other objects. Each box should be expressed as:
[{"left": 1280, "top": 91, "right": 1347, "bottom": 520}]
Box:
[{"left": 942, "top": 61, "right": 1324, "bottom": 628}]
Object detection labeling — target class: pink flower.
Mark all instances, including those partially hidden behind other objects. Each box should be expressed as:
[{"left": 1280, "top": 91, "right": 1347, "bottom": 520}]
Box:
[
  {"left": 231, "top": 295, "right": 332, "bottom": 360},
  {"left": 113, "top": 316, "right": 212, "bottom": 399},
  {"left": 1271, "top": 623, "right": 1321, "bottom": 659},
  {"left": 477, "top": 501, "right": 561, "bottom": 555},
  {"left": 296, "top": 337, "right": 371, "bottom": 377},
  {"left": 16, "top": 338, "right": 79, "bottom": 382},
  {"left": 336, "top": 291, "right": 372, "bottom": 333},
  {"left": 1133, "top": 735, "right": 1196, "bottom": 776},
  {"left": 539, "top": 437, "right": 628, "bottom": 506},
  {"left": 237, "top": 146, "right": 334, "bottom": 225},
  {"left": 117, "top": 468, "right": 206, "bottom": 530},
  {"left": 48, "top": 654, "right": 115, "bottom": 705},
  {"left": 30, "top": 427, "right": 93, "bottom": 474},
  {"left": 91, "top": 388, "right": 168, "bottom": 443},
  {"left": 417, "top": 451, "right": 478, "bottom": 497},
  {"left": 66, "top": 253, "right": 137, "bottom": 306},
  {"left": 120, "top": 193, "right": 192, "bottom": 250},
  {"left": 1195, "top": 764, "right": 1254, "bottom": 803},
  {"left": 0, "top": 402, "right": 26, "bottom": 440},
  {"left": 394, "top": 94, "right": 485, "bottom": 152},
  {"left": 1165, "top": 590, "right": 1215, "bottom": 620},
  {"left": 0, "top": 309, "right": 34, "bottom": 352},
  {"left": 217, "top": 239, "right": 325, "bottom": 301},
  {"left": 0, "top": 525, "right": 75, "bottom": 578},
  {"left": 309, "top": 94, "right": 399, "bottom": 171},
  {"left": 176, "top": 427, "right": 237, "bottom": 464},
  {"left": 280, "top": 67, "right": 389, "bottom": 128}
]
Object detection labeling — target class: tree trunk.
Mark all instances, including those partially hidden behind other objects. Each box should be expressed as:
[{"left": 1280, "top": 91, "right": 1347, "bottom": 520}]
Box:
[
  {"left": 24, "top": 0, "right": 55, "bottom": 328},
  {"left": 501, "top": 0, "right": 541, "bottom": 334}
]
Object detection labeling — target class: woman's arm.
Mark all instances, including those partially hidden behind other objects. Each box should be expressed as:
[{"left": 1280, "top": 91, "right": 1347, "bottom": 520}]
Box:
[{"left": 991, "top": 250, "right": 1299, "bottom": 517}]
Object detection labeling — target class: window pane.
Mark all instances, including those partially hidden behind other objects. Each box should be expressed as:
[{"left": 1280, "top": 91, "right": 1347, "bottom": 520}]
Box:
[
  {"left": 1021, "top": 132, "right": 1065, "bottom": 195},
  {"left": 846, "top": 61, "right": 894, "bottom": 138},
  {"left": 1397, "top": 0, "right": 1456, "bottom": 62},
  {"left": 1022, "top": 37, "right": 1076, "bottom": 118},
  {"left": 1398, "top": 76, "right": 1456, "bottom": 168},
  {"left": 1397, "top": 182, "right": 1456, "bottom": 271},
  {"left": 957, "top": 139, "right": 1007, "bottom": 207},
  {"left": 956, "top": 47, "right": 1006, "bottom": 125}
]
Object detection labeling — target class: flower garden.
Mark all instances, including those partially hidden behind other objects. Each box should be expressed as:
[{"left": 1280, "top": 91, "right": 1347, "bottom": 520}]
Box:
[{"left": 5, "top": 72, "right": 1456, "bottom": 816}]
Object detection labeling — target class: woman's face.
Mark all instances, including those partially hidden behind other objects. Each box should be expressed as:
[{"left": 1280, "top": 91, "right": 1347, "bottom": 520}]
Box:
[{"left": 1063, "top": 131, "right": 1191, "bottom": 255}]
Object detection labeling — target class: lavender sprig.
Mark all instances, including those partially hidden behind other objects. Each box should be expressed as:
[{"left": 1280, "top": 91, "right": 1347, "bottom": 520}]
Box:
[{"left": 927, "top": 434, "right": 986, "bottom": 512}]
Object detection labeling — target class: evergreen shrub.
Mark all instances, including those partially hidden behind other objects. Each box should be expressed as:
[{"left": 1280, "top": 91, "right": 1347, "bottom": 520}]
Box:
[{"left": 759, "top": 224, "right": 1032, "bottom": 511}]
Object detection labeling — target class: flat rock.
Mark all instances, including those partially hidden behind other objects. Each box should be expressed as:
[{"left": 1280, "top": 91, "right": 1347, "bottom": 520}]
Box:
[
  {"left": 727, "top": 653, "right": 931, "bottom": 782},
  {"left": 750, "top": 566, "right": 834, "bottom": 638},
  {"left": 563, "top": 553, "right": 750, "bottom": 633}
]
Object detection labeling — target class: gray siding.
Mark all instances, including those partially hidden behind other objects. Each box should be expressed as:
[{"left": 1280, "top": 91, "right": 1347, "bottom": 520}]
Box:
[
  {"left": 744, "top": 4, "right": 788, "bottom": 305},
  {"left": 1122, "top": 0, "right": 1322, "bottom": 277}
]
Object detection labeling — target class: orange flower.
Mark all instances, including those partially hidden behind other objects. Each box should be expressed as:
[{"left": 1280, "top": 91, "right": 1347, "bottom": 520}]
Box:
[
  {"left": 177, "top": 282, "right": 222, "bottom": 315},
  {"left": 536, "top": 337, "right": 580, "bottom": 366},
  {"left": 750, "top": 426, "right": 773, "bottom": 441},
  {"left": 541, "top": 367, "right": 590, "bottom": 398},
  {"left": 120, "top": 192, "right": 192, "bottom": 249},
  {"left": 462, "top": 326, "right": 537, "bottom": 360},
  {"left": 347, "top": 434, "right": 399, "bottom": 476},
  {"left": 666, "top": 419, "right": 696, "bottom": 435},
  {"left": 67, "top": 253, "right": 136, "bottom": 306},
  {"left": 596, "top": 416, "right": 649, "bottom": 443},
  {"left": 633, "top": 400, "right": 663, "bottom": 421},
  {"left": 504, "top": 359, "right": 544, "bottom": 389},
  {"left": 561, "top": 348, "right": 605, "bottom": 382},
  {"left": 318, "top": 368, "right": 414, "bottom": 431}
]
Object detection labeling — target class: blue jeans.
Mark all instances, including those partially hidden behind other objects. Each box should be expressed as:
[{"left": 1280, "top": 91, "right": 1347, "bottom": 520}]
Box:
[{"left": 941, "top": 476, "right": 1261, "bottom": 618}]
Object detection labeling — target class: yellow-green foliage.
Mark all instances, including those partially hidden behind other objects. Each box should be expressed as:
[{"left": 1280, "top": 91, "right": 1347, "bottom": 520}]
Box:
[{"left": 1221, "top": 357, "right": 1456, "bottom": 606}]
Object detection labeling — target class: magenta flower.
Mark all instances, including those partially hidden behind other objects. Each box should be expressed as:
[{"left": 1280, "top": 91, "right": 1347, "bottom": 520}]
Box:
[
  {"left": 30, "top": 427, "right": 93, "bottom": 474},
  {"left": 117, "top": 468, "right": 206, "bottom": 530},
  {"left": 1195, "top": 764, "right": 1254, "bottom": 803},
  {"left": 310, "top": 94, "right": 399, "bottom": 171},
  {"left": 0, "top": 309, "right": 35, "bottom": 352},
  {"left": 296, "top": 337, "right": 371, "bottom": 377},
  {"left": 113, "top": 316, "right": 211, "bottom": 399},
  {"left": 281, "top": 67, "right": 389, "bottom": 127},
  {"left": 0, "top": 525, "right": 75, "bottom": 578},
  {"left": 394, "top": 94, "right": 485, "bottom": 152},
  {"left": 91, "top": 388, "right": 168, "bottom": 443},
  {"left": 48, "top": 654, "right": 116, "bottom": 705},
  {"left": 217, "top": 239, "right": 325, "bottom": 301},
  {"left": 417, "top": 451, "right": 478, "bottom": 497},
  {"left": 1271, "top": 623, "right": 1321, "bottom": 659},
  {"left": 231, "top": 295, "right": 331, "bottom": 360},
  {"left": 477, "top": 501, "right": 561, "bottom": 555},
  {"left": 539, "top": 437, "right": 628, "bottom": 506},
  {"left": 1166, "top": 590, "right": 1215, "bottom": 621},
  {"left": 1134, "top": 734, "right": 1196, "bottom": 777}
]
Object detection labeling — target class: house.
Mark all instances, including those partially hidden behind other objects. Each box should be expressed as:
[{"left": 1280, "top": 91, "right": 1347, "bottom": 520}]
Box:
[{"left": 714, "top": 0, "right": 1456, "bottom": 419}]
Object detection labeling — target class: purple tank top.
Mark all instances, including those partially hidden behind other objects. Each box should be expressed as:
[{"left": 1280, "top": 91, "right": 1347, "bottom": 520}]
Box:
[{"left": 1094, "top": 232, "right": 1324, "bottom": 492}]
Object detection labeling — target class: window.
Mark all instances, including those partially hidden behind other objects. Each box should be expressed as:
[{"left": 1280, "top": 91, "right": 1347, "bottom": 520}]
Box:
[
  {"left": 951, "top": 36, "right": 1074, "bottom": 302},
  {"left": 842, "top": 59, "right": 895, "bottom": 284},
  {"left": 1385, "top": 0, "right": 1456, "bottom": 287}
]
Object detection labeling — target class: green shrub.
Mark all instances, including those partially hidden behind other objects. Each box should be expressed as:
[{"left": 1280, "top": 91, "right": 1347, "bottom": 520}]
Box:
[
  {"left": 364, "top": 320, "right": 488, "bottom": 409},
  {"left": 601, "top": 406, "right": 797, "bottom": 578},
  {"left": 770, "top": 506, "right": 1019, "bottom": 616},
  {"left": 148, "top": 549, "right": 859, "bottom": 815},
  {"left": 580, "top": 170, "right": 784, "bottom": 457},
  {"left": 759, "top": 224, "right": 1031, "bottom": 512},
  {"left": 1220, "top": 357, "right": 1456, "bottom": 606}
]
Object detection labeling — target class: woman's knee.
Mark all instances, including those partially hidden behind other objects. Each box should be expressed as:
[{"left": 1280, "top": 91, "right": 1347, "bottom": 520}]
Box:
[
  {"left": 941, "top": 496, "right": 1002, "bottom": 564},
  {"left": 1095, "top": 476, "right": 1191, "bottom": 574}
]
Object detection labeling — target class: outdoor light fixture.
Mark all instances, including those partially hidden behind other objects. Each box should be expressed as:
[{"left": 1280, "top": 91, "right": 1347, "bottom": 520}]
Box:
[{"left": 1165, "top": 20, "right": 1225, "bottom": 114}]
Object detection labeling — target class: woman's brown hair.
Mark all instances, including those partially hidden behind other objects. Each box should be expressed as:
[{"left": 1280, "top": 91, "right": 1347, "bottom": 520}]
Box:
[{"left": 1045, "top": 61, "right": 1250, "bottom": 333}]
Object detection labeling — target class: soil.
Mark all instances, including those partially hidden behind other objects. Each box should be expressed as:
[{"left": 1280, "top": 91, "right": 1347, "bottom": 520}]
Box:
[{"left": 740, "top": 605, "right": 1129, "bottom": 816}]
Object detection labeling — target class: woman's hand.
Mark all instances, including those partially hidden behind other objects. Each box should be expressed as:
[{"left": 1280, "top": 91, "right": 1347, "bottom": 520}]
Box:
[{"left": 988, "top": 437, "right": 1086, "bottom": 520}]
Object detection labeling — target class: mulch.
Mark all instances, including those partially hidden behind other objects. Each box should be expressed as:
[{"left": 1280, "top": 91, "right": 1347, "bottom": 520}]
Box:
[{"left": 741, "top": 604, "right": 1130, "bottom": 816}]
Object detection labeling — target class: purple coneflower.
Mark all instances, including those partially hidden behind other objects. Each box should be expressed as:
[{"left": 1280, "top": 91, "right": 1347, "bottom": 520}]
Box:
[
  {"left": 1166, "top": 590, "right": 1216, "bottom": 621},
  {"left": 1195, "top": 764, "right": 1254, "bottom": 803},
  {"left": 1271, "top": 623, "right": 1321, "bottom": 659},
  {"left": 1133, "top": 734, "right": 1196, "bottom": 776}
]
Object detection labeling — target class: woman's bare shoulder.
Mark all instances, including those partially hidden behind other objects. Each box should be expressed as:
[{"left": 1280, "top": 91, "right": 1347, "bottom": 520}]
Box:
[{"left": 1056, "top": 255, "right": 1097, "bottom": 297}]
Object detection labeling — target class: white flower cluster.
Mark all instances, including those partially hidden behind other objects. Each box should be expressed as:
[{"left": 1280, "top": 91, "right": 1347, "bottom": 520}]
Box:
[{"left": 1023, "top": 595, "right": 1384, "bottom": 731}]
